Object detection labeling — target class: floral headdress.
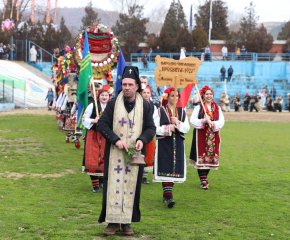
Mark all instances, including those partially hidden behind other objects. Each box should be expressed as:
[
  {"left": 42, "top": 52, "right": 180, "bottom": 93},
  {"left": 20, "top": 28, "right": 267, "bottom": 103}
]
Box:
[
  {"left": 200, "top": 85, "right": 214, "bottom": 99},
  {"left": 98, "top": 84, "right": 114, "bottom": 100},
  {"left": 162, "top": 87, "right": 180, "bottom": 106}
]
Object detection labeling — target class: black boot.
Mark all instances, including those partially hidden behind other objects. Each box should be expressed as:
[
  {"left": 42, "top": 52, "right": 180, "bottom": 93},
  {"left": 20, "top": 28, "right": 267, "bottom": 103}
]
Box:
[
  {"left": 167, "top": 198, "right": 175, "bottom": 208},
  {"left": 92, "top": 187, "right": 100, "bottom": 193},
  {"left": 142, "top": 177, "right": 150, "bottom": 184}
]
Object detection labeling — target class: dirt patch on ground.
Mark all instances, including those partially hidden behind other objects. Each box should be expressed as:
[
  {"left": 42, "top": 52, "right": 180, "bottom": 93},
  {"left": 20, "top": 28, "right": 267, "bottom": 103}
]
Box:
[
  {"left": 1, "top": 108, "right": 289, "bottom": 123},
  {"left": 0, "top": 169, "right": 76, "bottom": 180},
  {"left": 186, "top": 110, "right": 290, "bottom": 123},
  {"left": 0, "top": 108, "right": 55, "bottom": 116}
]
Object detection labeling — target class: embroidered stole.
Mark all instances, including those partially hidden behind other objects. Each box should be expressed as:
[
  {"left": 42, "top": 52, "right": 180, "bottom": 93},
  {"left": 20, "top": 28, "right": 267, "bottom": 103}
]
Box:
[{"left": 106, "top": 92, "right": 143, "bottom": 224}]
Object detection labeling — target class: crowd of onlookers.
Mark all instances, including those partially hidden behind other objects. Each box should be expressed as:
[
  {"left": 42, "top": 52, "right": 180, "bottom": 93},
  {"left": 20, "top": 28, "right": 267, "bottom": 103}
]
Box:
[
  {"left": 189, "top": 85, "right": 290, "bottom": 112},
  {"left": 0, "top": 43, "right": 16, "bottom": 60},
  {"left": 218, "top": 86, "right": 290, "bottom": 113}
]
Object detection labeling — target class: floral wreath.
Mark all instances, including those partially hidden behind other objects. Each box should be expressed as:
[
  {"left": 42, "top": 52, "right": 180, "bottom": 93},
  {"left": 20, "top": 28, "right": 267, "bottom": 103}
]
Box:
[
  {"left": 74, "top": 23, "right": 119, "bottom": 75},
  {"left": 1, "top": 19, "right": 14, "bottom": 31},
  {"left": 200, "top": 85, "right": 214, "bottom": 99}
]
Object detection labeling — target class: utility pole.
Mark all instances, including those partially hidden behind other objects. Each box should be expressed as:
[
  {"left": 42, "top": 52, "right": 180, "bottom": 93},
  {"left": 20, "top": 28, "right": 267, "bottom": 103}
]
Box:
[{"left": 208, "top": 0, "right": 213, "bottom": 41}]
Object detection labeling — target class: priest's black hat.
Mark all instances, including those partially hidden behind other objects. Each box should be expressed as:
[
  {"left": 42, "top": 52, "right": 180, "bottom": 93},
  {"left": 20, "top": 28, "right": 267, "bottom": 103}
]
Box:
[{"left": 121, "top": 66, "right": 142, "bottom": 93}]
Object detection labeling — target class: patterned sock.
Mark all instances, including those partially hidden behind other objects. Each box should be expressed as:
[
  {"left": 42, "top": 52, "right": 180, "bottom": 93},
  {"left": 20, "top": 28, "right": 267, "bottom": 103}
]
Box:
[
  {"left": 197, "top": 169, "right": 210, "bottom": 182},
  {"left": 162, "top": 182, "right": 174, "bottom": 200},
  {"left": 90, "top": 176, "right": 99, "bottom": 188}
]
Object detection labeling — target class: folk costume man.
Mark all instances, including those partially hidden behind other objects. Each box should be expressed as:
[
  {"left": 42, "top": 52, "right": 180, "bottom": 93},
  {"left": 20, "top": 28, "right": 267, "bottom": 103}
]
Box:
[
  {"left": 231, "top": 93, "right": 241, "bottom": 112},
  {"left": 189, "top": 86, "right": 225, "bottom": 189},
  {"left": 82, "top": 83, "right": 108, "bottom": 193},
  {"left": 96, "top": 66, "right": 156, "bottom": 236},
  {"left": 153, "top": 87, "right": 190, "bottom": 208},
  {"left": 250, "top": 93, "right": 259, "bottom": 112},
  {"left": 243, "top": 93, "right": 251, "bottom": 111}
]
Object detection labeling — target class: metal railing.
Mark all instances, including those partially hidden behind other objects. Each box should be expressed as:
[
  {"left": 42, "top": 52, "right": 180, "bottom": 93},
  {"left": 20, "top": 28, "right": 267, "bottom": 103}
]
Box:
[
  {"left": 0, "top": 79, "right": 26, "bottom": 109},
  {"left": 28, "top": 41, "right": 54, "bottom": 65},
  {"left": 131, "top": 52, "right": 290, "bottom": 62}
]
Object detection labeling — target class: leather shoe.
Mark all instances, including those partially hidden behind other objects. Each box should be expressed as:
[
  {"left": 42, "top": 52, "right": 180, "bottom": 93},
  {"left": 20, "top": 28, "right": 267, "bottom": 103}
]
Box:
[
  {"left": 167, "top": 199, "right": 175, "bottom": 208},
  {"left": 121, "top": 224, "right": 134, "bottom": 236},
  {"left": 142, "top": 177, "right": 150, "bottom": 184},
  {"left": 103, "top": 223, "right": 120, "bottom": 236},
  {"left": 92, "top": 187, "right": 100, "bottom": 193},
  {"left": 163, "top": 197, "right": 167, "bottom": 203}
]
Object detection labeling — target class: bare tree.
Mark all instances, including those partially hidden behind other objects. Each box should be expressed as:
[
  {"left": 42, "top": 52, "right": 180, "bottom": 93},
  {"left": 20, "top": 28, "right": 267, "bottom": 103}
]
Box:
[
  {"left": 146, "top": 0, "right": 168, "bottom": 34},
  {"left": 109, "top": 0, "right": 152, "bottom": 14}
]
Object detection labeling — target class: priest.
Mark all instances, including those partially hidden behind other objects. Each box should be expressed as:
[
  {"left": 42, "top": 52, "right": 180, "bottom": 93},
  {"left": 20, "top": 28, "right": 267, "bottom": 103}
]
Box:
[{"left": 96, "top": 66, "right": 156, "bottom": 236}]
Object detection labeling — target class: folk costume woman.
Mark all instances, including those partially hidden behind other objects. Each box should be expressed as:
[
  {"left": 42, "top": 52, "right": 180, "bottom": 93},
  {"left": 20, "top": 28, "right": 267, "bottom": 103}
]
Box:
[
  {"left": 189, "top": 85, "right": 225, "bottom": 190},
  {"left": 141, "top": 86, "right": 158, "bottom": 184},
  {"left": 82, "top": 84, "right": 110, "bottom": 193},
  {"left": 153, "top": 87, "right": 190, "bottom": 208}
]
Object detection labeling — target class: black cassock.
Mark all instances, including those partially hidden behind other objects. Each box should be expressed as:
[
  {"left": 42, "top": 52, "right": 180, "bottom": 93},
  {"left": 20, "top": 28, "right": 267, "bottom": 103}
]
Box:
[{"left": 96, "top": 96, "right": 156, "bottom": 223}]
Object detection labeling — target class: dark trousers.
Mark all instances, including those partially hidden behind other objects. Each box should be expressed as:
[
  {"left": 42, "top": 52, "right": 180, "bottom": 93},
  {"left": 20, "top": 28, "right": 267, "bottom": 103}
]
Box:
[
  {"left": 274, "top": 103, "right": 282, "bottom": 112},
  {"left": 221, "top": 73, "right": 225, "bottom": 81},
  {"left": 228, "top": 74, "right": 232, "bottom": 81},
  {"left": 244, "top": 102, "right": 249, "bottom": 111},
  {"left": 234, "top": 104, "right": 239, "bottom": 112},
  {"left": 250, "top": 103, "right": 258, "bottom": 112}
]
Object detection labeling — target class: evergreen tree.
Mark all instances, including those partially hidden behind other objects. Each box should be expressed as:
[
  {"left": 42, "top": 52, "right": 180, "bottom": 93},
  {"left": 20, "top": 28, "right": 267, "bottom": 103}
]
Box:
[
  {"left": 175, "top": 28, "right": 194, "bottom": 52},
  {"left": 81, "top": 0, "right": 101, "bottom": 29},
  {"left": 163, "top": 0, "right": 188, "bottom": 40},
  {"left": 155, "top": 26, "right": 172, "bottom": 52},
  {"left": 253, "top": 24, "right": 274, "bottom": 53},
  {"left": 225, "top": 1, "right": 273, "bottom": 52},
  {"left": 112, "top": 4, "right": 149, "bottom": 43},
  {"left": 192, "top": 23, "right": 209, "bottom": 51},
  {"left": 124, "top": 30, "right": 138, "bottom": 61},
  {"left": 59, "top": 16, "right": 73, "bottom": 46},
  {"left": 277, "top": 21, "right": 290, "bottom": 40},
  {"left": 43, "top": 20, "right": 60, "bottom": 53},
  {"left": 239, "top": 1, "right": 258, "bottom": 35},
  {"left": 194, "top": 0, "right": 229, "bottom": 40}
]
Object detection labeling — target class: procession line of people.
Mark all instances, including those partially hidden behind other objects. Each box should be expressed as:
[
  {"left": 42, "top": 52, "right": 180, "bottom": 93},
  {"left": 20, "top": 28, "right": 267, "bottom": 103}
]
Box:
[{"left": 50, "top": 66, "right": 226, "bottom": 236}]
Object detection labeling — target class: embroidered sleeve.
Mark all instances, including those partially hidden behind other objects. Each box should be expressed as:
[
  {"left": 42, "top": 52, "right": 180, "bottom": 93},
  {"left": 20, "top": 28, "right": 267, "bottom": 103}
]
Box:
[
  {"left": 163, "top": 125, "right": 171, "bottom": 136},
  {"left": 175, "top": 114, "right": 190, "bottom": 134},
  {"left": 190, "top": 105, "right": 205, "bottom": 129},
  {"left": 212, "top": 107, "right": 225, "bottom": 132},
  {"left": 154, "top": 109, "right": 172, "bottom": 136},
  {"left": 71, "top": 99, "right": 77, "bottom": 115},
  {"left": 61, "top": 96, "right": 68, "bottom": 111},
  {"left": 82, "top": 103, "right": 94, "bottom": 129}
]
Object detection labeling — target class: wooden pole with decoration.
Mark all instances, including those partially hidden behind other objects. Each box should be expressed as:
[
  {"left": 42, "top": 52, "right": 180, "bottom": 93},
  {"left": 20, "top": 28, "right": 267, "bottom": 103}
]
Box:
[
  {"left": 154, "top": 55, "right": 210, "bottom": 121},
  {"left": 90, "top": 76, "right": 99, "bottom": 117}
]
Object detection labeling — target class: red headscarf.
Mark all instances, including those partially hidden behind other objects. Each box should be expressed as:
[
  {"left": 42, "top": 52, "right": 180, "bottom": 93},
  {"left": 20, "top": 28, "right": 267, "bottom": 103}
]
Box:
[
  {"left": 200, "top": 85, "right": 219, "bottom": 120},
  {"left": 145, "top": 85, "right": 153, "bottom": 94},
  {"left": 162, "top": 87, "right": 180, "bottom": 107}
]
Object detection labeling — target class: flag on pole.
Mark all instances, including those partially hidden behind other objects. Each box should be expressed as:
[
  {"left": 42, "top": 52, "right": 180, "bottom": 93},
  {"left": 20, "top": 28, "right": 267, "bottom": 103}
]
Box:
[
  {"left": 176, "top": 83, "right": 195, "bottom": 108},
  {"left": 115, "top": 47, "right": 127, "bottom": 97},
  {"left": 77, "top": 30, "right": 93, "bottom": 129}
]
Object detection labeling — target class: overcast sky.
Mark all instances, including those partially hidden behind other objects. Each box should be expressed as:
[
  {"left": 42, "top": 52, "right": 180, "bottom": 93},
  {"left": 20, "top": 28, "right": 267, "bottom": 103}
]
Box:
[{"left": 56, "top": 0, "right": 289, "bottom": 23}]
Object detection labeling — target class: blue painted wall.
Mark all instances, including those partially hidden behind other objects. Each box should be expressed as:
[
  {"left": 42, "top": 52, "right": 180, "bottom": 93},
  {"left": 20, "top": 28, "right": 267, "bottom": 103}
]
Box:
[{"left": 132, "top": 61, "right": 290, "bottom": 108}]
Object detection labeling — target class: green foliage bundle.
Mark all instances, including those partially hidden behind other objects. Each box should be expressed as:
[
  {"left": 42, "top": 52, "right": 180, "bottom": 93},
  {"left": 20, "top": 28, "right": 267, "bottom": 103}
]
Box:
[{"left": 123, "top": 147, "right": 137, "bottom": 164}]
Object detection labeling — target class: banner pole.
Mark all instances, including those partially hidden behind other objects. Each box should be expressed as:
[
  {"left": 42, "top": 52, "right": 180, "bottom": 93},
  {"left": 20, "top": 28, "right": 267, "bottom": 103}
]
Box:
[
  {"left": 173, "top": 75, "right": 178, "bottom": 117},
  {"left": 90, "top": 77, "right": 99, "bottom": 117}
]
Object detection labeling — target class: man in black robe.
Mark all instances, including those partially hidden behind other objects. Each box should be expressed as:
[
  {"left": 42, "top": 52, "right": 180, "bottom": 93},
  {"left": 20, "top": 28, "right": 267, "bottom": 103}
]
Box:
[{"left": 96, "top": 66, "right": 156, "bottom": 236}]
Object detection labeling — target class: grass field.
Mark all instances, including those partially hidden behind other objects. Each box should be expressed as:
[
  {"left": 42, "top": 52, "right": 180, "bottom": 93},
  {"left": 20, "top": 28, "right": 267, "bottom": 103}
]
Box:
[{"left": 0, "top": 114, "right": 290, "bottom": 240}]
